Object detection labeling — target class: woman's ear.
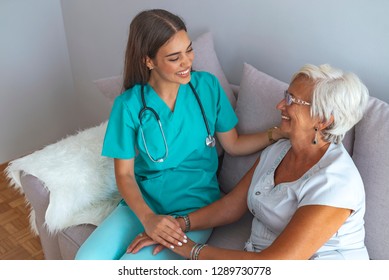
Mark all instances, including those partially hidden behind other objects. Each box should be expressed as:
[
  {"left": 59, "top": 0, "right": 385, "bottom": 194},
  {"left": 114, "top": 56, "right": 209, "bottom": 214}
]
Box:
[
  {"left": 144, "top": 56, "right": 154, "bottom": 70},
  {"left": 320, "top": 115, "right": 334, "bottom": 130}
]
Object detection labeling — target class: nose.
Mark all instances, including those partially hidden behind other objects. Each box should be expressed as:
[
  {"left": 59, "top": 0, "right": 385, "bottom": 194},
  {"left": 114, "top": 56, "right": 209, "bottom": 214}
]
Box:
[
  {"left": 276, "top": 97, "right": 286, "bottom": 110},
  {"left": 181, "top": 52, "right": 194, "bottom": 68}
]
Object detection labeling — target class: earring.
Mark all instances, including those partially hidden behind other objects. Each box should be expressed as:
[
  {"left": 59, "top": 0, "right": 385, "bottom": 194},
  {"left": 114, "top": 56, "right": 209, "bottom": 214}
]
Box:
[{"left": 313, "top": 127, "right": 318, "bottom": 145}]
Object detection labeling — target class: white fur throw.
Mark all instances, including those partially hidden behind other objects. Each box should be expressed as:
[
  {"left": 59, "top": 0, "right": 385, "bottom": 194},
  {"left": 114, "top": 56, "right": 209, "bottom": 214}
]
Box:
[{"left": 5, "top": 122, "right": 121, "bottom": 235}]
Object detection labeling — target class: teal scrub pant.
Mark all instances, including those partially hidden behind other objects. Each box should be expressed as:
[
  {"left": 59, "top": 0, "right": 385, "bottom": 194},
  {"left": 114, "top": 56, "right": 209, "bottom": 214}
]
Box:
[{"left": 75, "top": 202, "right": 212, "bottom": 260}]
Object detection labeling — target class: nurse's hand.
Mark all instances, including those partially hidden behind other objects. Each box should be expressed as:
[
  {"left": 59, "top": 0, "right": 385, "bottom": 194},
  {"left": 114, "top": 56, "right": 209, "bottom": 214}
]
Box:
[{"left": 142, "top": 214, "right": 188, "bottom": 251}]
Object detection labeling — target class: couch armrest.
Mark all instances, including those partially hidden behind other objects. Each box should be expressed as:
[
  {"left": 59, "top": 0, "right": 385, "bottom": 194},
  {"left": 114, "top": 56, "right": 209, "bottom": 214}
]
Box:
[
  {"left": 20, "top": 173, "right": 62, "bottom": 259},
  {"left": 58, "top": 224, "right": 96, "bottom": 260}
]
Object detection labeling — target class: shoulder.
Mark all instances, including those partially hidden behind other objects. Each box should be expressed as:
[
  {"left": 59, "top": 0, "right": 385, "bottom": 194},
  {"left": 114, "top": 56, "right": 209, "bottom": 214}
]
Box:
[
  {"left": 313, "top": 143, "right": 363, "bottom": 187},
  {"left": 319, "top": 143, "right": 360, "bottom": 178},
  {"left": 190, "top": 71, "right": 218, "bottom": 86},
  {"left": 253, "top": 139, "right": 290, "bottom": 178},
  {"left": 321, "top": 144, "right": 363, "bottom": 191},
  {"left": 108, "top": 85, "right": 143, "bottom": 122},
  {"left": 260, "top": 139, "right": 290, "bottom": 162},
  {"left": 299, "top": 143, "right": 364, "bottom": 209},
  {"left": 112, "top": 85, "right": 142, "bottom": 108}
]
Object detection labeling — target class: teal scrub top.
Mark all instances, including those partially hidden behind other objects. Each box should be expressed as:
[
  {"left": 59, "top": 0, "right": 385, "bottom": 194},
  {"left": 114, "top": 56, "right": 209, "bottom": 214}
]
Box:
[{"left": 102, "top": 71, "right": 238, "bottom": 216}]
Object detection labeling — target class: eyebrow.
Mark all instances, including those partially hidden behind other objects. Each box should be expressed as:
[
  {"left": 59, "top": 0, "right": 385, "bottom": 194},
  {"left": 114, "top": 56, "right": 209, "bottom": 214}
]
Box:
[
  {"left": 285, "top": 90, "right": 295, "bottom": 99},
  {"left": 165, "top": 42, "right": 193, "bottom": 58},
  {"left": 286, "top": 90, "right": 301, "bottom": 99}
]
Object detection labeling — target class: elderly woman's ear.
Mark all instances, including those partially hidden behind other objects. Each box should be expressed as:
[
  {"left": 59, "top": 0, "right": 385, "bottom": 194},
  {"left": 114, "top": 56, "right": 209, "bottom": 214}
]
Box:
[{"left": 319, "top": 115, "right": 334, "bottom": 130}]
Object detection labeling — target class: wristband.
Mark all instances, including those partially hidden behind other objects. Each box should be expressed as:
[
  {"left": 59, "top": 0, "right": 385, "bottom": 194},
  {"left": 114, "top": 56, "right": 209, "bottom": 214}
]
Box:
[
  {"left": 267, "top": 126, "right": 278, "bottom": 143},
  {"left": 177, "top": 215, "right": 191, "bottom": 233},
  {"left": 190, "top": 243, "right": 208, "bottom": 260}
]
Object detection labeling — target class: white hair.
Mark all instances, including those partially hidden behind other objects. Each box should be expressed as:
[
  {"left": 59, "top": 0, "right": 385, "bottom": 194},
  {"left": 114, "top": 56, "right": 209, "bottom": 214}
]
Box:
[{"left": 291, "top": 64, "right": 369, "bottom": 143}]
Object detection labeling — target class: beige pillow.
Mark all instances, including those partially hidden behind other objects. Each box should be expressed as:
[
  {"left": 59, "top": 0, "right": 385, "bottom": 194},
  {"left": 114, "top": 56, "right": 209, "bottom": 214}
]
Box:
[
  {"left": 93, "top": 75, "right": 123, "bottom": 104},
  {"left": 191, "top": 32, "right": 236, "bottom": 108},
  {"left": 352, "top": 96, "right": 389, "bottom": 260},
  {"left": 218, "top": 63, "right": 288, "bottom": 193}
]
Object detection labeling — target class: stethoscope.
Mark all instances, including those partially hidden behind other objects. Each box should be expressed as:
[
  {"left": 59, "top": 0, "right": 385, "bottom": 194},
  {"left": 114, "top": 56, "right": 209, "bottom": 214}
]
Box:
[{"left": 138, "top": 82, "right": 216, "bottom": 163}]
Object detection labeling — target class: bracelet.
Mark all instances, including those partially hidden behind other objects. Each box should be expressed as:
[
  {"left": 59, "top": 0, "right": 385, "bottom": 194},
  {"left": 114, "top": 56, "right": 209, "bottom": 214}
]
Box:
[
  {"left": 177, "top": 215, "right": 191, "bottom": 233},
  {"left": 190, "top": 243, "right": 208, "bottom": 260},
  {"left": 267, "top": 126, "right": 278, "bottom": 143}
]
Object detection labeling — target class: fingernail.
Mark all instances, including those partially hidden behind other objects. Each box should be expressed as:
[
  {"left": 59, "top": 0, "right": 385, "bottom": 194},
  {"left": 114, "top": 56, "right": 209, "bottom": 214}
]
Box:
[
  {"left": 184, "top": 235, "right": 187, "bottom": 239},
  {"left": 170, "top": 245, "right": 175, "bottom": 249},
  {"left": 183, "top": 239, "right": 188, "bottom": 243},
  {"left": 178, "top": 242, "right": 183, "bottom": 246}
]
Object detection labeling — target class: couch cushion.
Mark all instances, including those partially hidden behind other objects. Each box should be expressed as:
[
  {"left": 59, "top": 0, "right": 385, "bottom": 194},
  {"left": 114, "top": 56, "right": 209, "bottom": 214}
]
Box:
[
  {"left": 94, "top": 32, "right": 235, "bottom": 107},
  {"left": 352, "top": 96, "right": 389, "bottom": 260},
  {"left": 93, "top": 75, "right": 123, "bottom": 104},
  {"left": 218, "top": 63, "right": 288, "bottom": 193},
  {"left": 207, "top": 211, "right": 253, "bottom": 250},
  {"left": 191, "top": 32, "right": 236, "bottom": 108}
]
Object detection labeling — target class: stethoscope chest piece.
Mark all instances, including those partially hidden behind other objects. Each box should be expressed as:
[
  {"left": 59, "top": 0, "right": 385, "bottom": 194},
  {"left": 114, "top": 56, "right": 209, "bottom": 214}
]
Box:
[{"left": 206, "top": 135, "right": 216, "bottom": 147}]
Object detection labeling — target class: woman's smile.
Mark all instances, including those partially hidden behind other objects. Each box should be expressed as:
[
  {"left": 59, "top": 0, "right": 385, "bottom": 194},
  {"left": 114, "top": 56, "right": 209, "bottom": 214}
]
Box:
[{"left": 176, "top": 68, "right": 191, "bottom": 78}]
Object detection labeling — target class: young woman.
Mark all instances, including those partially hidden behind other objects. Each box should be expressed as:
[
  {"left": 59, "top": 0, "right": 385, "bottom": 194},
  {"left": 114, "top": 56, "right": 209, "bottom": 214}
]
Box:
[{"left": 75, "top": 9, "right": 283, "bottom": 260}]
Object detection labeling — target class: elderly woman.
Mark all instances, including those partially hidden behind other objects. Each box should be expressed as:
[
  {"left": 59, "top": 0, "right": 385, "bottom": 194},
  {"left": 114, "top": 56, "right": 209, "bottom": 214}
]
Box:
[{"left": 128, "top": 64, "right": 370, "bottom": 260}]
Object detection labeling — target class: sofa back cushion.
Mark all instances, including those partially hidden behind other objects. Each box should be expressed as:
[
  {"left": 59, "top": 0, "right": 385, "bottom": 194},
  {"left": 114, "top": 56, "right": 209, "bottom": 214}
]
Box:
[
  {"left": 352, "top": 96, "right": 389, "bottom": 260},
  {"left": 218, "top": 63, "right": 288, "bottom": 193},
  {"left": 191, "top": 32, "right": 236, "bottom": 108}
]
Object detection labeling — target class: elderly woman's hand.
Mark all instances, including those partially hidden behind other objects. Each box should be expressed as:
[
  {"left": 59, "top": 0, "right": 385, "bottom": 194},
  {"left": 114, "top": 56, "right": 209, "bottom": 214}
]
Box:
[
  {"left": 127, "top": 231, "right": 194, "bottom": 258},
  {"left": 127, "top": 232, "right": 168, "bottom": 255}
]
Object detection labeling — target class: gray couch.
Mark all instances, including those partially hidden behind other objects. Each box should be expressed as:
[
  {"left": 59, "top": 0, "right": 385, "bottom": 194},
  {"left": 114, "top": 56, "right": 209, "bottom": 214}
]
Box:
[{"left": 7, "top": 33, "right": 389, "bottom": 260}]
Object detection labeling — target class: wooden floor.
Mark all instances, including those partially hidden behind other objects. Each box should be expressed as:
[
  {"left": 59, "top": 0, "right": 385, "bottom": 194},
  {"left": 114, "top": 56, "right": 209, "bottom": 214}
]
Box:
[{"left": 0, "top": 162, "right": 44, "bottom": 260}]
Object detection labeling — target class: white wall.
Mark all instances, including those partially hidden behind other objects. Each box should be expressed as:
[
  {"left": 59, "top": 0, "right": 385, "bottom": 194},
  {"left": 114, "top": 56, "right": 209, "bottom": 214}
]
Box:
[
  {"left": 2, "top": 0, "right": 388, "bottom": 162},
  {"left": 0, "top": 0, "right": 78, "bottom": 163},
  {"left": 61, "top": 0, "right": 389, "bottom": 128}
]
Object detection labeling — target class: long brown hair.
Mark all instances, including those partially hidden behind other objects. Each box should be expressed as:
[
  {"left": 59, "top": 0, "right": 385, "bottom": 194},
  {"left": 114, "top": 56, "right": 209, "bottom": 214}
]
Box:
[{"left": 122, "top": 9, "right": 187, "bottom": 90}]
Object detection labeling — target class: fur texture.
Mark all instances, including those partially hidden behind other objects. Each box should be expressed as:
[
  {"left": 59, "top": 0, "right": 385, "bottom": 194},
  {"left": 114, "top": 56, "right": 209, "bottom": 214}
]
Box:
[{"left": 5, "top": 122, "right": 121, "bottom": 234}]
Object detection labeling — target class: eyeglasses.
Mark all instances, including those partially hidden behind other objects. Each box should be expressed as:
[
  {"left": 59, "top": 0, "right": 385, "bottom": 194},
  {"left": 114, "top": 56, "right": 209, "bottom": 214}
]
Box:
[{"left": 284, "top": 90, "right": 311, "bottom": 106}]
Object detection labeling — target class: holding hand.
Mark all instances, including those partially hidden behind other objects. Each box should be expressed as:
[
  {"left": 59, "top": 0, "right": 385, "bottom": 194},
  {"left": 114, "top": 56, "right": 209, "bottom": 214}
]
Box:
[
  {"left": 127, "top": 232, "right": 161, "bottom": 255},
  {"left": 127, "top": 214, "right": 188, "bottom": 255}
]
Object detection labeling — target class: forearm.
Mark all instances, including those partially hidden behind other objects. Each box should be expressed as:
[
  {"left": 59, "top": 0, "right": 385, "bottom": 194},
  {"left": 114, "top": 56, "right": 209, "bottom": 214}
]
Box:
[
  {"left": 114, "top": 159, "right": 154, "bottom": 223},
  {"left": 175, "top": 199, "right": 240, "bottom": 233},
  {"left": 116, "top": 174, "right": 154, "bottom": 224},
  {"left": 114, "top": 160, "right": 185, "bottom": 251},
  {"left": 198, "top": 246, "right": 262, "bottom": 260},
  {"left": 179, "top": 205, "right": 352, "bottom": 260},
  {"left": 188, "top": 191, "right": 247, "bottom": 231},
  {"left": 182, "top": 160, "right": 257, "bottom": 232},
  {"left": 232, "top": 131, "right": 271, "bottom": 156},
  {"left": 174, "top": 239, "right": 262, "bottom": 260},
  {"left": 217, "top": 127, "right": 284, "bottom": 156}
]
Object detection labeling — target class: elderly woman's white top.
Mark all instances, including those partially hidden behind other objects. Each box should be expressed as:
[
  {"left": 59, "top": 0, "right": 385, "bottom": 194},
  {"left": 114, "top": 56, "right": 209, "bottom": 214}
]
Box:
[{"left": 245, "top": 139, "right": 369, "bottom": 259}]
